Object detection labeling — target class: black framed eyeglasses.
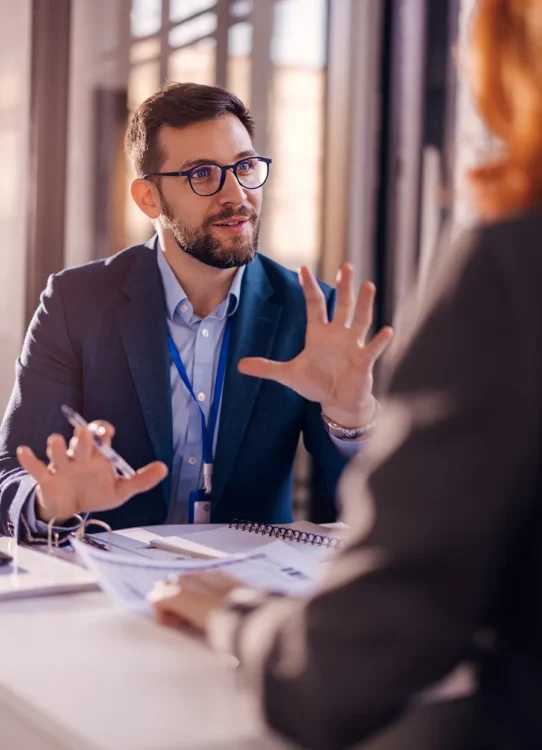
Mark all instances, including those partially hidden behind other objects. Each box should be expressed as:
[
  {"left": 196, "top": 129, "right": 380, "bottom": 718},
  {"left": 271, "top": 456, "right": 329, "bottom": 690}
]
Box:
[{"left": 144, "top": 156, "right": 272, "bottom": 197}]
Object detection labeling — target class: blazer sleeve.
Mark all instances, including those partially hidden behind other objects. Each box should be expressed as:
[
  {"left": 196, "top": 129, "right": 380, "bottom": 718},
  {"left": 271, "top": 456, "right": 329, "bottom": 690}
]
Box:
[
  {"left": 0, "top": 273, "right": 82, "bottom": 538},
  {"left": 223, "top": 228, "right": 541, "bottom": 749}
]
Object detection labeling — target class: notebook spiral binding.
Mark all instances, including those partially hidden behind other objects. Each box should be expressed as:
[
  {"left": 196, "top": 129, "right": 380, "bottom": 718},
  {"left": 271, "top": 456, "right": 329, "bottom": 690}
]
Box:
[{"left": 229, "top": 520, "right": 345, "bottom": 549}]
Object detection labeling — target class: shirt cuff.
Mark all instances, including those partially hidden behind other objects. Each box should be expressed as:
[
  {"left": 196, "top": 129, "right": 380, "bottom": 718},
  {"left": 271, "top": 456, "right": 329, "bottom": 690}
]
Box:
[
  {"left": 23, "top": 488, "right": 87, "bottom": 541},
  {"left": 329, "top": 433, "right": 365, "bottom": 458},
  {"left": 24, "top": 486, "right": 40, "bottom": 534}
]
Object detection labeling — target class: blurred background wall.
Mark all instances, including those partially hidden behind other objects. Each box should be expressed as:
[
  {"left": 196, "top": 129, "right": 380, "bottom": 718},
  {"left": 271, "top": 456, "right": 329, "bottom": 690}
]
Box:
[
  {"left": 0, "top": 0, "right": 476, "bottom": 517},
  {"left": 0, "top": 0, "right": 32, "bottom": 406}
]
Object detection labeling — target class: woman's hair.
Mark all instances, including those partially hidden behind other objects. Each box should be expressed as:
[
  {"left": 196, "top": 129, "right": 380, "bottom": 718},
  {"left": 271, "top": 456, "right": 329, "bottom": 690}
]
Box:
[{"left": 469, "top": 0, "right": 542, "bottom": 218}]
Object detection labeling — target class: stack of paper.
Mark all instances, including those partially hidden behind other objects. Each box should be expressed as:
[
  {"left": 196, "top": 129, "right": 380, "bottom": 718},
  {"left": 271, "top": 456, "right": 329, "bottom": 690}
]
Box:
[{"left": 72, "top": 538, "right": 319, "bottom": 615}]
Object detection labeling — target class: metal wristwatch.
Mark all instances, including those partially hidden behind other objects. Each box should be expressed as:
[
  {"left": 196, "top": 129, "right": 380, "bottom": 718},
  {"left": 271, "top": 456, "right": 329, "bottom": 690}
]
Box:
[{"left": 321, "top": 400, "right": 380, "bottom": 441}]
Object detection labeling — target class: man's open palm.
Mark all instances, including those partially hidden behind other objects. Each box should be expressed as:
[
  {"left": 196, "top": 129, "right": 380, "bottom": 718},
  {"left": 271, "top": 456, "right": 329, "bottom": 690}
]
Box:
[
  {"left": 238, "top": 265, "right": 393, "bottom": 427},
  {"left": 17, "top": 424, "right": 167, "bottom": 523}
]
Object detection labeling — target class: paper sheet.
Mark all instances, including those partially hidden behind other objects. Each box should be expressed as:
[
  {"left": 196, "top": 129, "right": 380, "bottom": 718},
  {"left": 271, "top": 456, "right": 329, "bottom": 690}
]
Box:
[{"left": 72, "top": 539, "right": 318, "bottom": 614}]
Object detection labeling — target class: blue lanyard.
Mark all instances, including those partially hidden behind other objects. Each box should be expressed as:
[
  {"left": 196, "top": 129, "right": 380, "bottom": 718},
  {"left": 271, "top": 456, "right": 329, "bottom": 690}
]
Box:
[{"left": 167, "top": 319, "right": 231, "bottom": 493}]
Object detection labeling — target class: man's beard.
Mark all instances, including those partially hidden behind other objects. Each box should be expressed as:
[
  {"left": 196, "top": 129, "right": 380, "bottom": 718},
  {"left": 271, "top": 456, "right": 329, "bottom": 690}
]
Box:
[{"left": 158, "top": 191, "right": 259, "bottom": 270}]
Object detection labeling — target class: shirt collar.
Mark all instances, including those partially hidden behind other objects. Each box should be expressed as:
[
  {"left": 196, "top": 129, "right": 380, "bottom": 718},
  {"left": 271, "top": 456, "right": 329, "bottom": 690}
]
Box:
[{"left": 156, "top": 242, "right": 245, "bottom": 322}]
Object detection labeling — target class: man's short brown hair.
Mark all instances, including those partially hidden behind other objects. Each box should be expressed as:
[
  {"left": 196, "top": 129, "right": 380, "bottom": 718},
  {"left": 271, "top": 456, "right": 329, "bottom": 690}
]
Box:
[{"left": 124, "top": 81, "right": 255, "bottom": 177}]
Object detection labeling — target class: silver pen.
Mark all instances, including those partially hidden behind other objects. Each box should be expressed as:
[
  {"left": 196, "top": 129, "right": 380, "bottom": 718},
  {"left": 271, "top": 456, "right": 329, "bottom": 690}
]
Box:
[{"left": 61, "top": 405, "right": 136, "bottom": 478}]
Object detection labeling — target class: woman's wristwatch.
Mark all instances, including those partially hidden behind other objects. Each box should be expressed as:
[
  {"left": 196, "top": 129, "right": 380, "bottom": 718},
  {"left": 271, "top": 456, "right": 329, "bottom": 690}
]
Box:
[{"left": 321, "top": 400, "right": 380, "bottom": 441}]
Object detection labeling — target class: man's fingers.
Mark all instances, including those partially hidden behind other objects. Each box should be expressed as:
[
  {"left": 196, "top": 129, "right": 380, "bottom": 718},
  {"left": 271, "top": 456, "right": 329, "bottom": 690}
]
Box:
[
  {"left": 46, "top": 434, "right": 70, "bottom": 469},
  {"left": 351, "top": 281, "right": 376, "bottom": 343},
  {"left": 238, "top": 357, "right": 292, "bottom": 386},
  {"left": 364, "top": 326, "right": 394, "bottom": 364},
  {"left": 16, "top": 446, "right": 50, "bottom": 484},
  {"left": 333, "top": 264, "right": 355, "bottom": 328},
  {"left": 299, "top": 266, "right": 328, "bottom": 325},
  {"left": 88, "top": 420, "right": 116, "bottom": 447},
  {"left": 115, "top": 461, "right": 168, "bottom": 503},
  {"left": 71, "top": 427, "right": 93, "bottom": 463},
  {"left": 238, "top": 357, "right": 294, "bottom": 388}
]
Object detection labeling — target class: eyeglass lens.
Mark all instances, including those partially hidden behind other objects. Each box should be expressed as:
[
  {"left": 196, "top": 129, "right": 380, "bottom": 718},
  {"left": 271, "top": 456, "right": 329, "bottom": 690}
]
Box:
[{"left": 189, "top": 158, "right": 268, "bottom": 196}]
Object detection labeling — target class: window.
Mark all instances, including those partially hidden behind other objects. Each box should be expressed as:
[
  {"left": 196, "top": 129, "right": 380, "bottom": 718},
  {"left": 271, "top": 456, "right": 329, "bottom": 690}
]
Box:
[
  {"left": 131, "top": 0, "right": 162, "bottom": 38},
  {"left": 169, "top": 0, "right": 216, "bottom": 23},
  {"left": 227, "top": 22, "right": 252, "bottom": 106},
  {"left": 168, "top": 38, "right": 216, "bottom": 84},
  {"left": 266, "top": 0, "right": 327, "bottom": 271}
]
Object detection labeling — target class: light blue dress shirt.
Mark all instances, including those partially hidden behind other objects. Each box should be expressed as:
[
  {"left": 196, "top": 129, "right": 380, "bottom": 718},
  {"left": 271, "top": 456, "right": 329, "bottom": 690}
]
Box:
[{"left": 157, "top": 248, "right": 361, "bottom": 524}]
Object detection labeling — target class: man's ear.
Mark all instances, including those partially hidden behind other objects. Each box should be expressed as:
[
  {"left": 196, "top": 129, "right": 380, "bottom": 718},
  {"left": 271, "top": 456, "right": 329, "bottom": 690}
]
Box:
[{"left": 130, "top": 178, "right": 162, "bottom": 219}]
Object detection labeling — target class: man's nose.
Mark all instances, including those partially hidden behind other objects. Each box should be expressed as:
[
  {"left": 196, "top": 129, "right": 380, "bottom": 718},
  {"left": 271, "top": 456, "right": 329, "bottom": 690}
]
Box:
[{"left": 217, "top": 168, "right": 248, "bottom": 204}]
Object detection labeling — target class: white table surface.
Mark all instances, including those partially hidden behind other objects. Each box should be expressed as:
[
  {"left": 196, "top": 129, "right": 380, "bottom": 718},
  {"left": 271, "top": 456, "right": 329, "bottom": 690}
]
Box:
[{"left": 0, "top": 526, "right": 296, "bottom": 750}]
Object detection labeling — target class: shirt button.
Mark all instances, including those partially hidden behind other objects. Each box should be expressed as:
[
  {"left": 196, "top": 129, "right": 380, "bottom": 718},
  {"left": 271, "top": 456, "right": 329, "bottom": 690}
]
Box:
[
  {"left": 201, "top": 328, "right": 209, "bottom": 338},
  {"left": 197, "top": 392, "right": 206, "bottom": 402},
  {"left": 180, "top": 304, "right": 188, "bottom": 313},
  {"left": 188, "top": 456, "right": 197, "bottom": 465}
]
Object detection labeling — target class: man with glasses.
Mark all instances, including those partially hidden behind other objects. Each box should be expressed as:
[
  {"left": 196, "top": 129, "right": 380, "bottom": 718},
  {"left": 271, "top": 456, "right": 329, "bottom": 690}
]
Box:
[{"left": 0, "top": 83, "right": 391, "bottom": 540}]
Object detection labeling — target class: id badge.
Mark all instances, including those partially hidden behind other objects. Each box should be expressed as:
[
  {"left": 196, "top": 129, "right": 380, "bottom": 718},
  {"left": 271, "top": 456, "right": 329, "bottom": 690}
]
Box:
[{"left": 188, "top": 489, "right": 211, "bottom": 524}]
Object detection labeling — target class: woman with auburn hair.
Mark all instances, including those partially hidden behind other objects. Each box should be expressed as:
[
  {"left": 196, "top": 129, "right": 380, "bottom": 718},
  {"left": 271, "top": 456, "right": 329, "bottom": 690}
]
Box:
[
  {"left": 469, "top": 0, "right": 542, "bottom": 219},
  {"left": 152, "top": 2, "right": 542, "bottom": 748}
]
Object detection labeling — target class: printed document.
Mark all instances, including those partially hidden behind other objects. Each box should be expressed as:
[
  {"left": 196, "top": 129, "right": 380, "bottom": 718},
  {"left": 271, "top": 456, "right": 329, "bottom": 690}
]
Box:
[{"left": 72, "top": 538, "right": 318, "bottom": 615}]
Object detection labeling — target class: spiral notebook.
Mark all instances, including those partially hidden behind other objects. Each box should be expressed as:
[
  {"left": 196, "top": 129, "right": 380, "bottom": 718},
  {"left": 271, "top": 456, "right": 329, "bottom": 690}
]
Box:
[{"left": 148, "top": 520, "right": 347, "bottom": 560}]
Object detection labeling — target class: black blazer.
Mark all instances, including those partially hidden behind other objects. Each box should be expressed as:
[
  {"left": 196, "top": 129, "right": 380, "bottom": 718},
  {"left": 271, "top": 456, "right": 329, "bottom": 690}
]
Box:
[
  {"left": 0, "top": 241, "right": 348, "bottom": 536},
  {"left": 234, "top": 212, "right": 542, "bottom": 750}
]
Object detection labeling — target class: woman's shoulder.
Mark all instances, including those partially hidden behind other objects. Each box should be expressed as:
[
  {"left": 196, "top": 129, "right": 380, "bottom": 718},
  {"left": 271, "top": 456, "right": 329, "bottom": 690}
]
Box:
[
  {"left": 472, "top": 209, "right": 542, "bottom": 255},
  {"left": 437, "top": 209, "right": 542, "bottom": 290}
]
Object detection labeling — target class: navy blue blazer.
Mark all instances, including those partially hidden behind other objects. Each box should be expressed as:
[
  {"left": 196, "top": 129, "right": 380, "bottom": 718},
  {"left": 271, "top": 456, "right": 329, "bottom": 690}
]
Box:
[{"left": 0, "top": 242, "right": 349, "bottom": 535}]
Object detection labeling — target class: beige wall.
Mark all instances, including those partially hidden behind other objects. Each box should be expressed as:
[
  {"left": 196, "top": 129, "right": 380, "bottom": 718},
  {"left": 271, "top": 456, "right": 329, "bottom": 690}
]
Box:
[
  {"left": 0, "top": 0, "right": 32, "bottom": 411},
  {"left": 65, "top": 0, "right": 131, "bottom": 268}
]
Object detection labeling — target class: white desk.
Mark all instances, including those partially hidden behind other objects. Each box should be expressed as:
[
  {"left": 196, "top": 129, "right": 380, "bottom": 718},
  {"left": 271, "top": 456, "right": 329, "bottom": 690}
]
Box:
[
  {"left": 0, "top": 524, "right": 475, "bottom": 750},
  {"left": 0, "top": 527, "right": 295, "bottom": 750}
]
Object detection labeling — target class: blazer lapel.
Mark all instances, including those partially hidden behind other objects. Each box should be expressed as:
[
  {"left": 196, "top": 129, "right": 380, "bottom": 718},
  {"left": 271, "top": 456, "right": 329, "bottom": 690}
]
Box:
[
  {"left": 212, "top": 257, "right": 282, "bottom": 510},
  {"left": 116, "top": 239, "right": 173, "bottom": 508}
]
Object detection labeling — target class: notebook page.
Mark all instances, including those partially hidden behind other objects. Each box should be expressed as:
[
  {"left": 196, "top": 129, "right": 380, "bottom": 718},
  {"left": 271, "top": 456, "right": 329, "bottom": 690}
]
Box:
[{"left": 155, "top": 522, "right": 347, "bottom": 559}]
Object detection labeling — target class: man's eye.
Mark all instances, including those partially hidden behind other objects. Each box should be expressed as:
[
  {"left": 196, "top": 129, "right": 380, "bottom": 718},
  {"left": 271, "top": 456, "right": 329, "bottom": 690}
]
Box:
[
  {"left": 192, "top": 167, "right": 211, "bottom": 181},
  {"left": 238, "top": 160, "right": 256, "bottom": 173}
]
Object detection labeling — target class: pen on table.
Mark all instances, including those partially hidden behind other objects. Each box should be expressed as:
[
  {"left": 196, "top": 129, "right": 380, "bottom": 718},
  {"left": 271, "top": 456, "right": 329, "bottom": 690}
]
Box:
[
  {"left": 61, "top": 405, "right": 136, "bottom": 479},
  {"left": 147, "top": 538, "right": 218, "bottom": 560}
]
